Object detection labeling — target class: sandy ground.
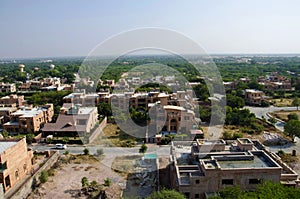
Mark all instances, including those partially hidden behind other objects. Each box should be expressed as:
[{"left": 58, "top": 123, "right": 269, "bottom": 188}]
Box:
[{"left": 28, "top": 156, "right": 126, "bottom": 199}]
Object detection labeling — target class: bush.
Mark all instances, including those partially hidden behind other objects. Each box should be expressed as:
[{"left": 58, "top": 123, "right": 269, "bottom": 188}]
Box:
[
  {"left": 47, "top": 168, "right": 55, "bottom": 176},
  {"left": 83, "top": 148, "right": 90, "bottom": 155},
  {"left": 90, "top": 180, "right": 98, "bottom": 187},
  {"left": 222, "top": 131, "right": 232, "bottom": 140},
  {"left": 96, "top": 148, "right": 104, "bottom": 156},
  {"left": 139, "top": 144, "right": 148, "bottom": 153},
  {"left": 63, "top": 150, "right": 69, "bottom": 155},
  {"left": 39, "top": 170, "right": 48, "bottom": 183},
  {"left": 104, "top": 177, "right": 111, "bottom": 187},
  {"left": 278, "top": 150, "right": 285, "bottom": 156},
  {"left": 81, "top": 177, "right": 89, "bottom": 187},
  {"left": 232, "top": 132, "right": 243, "bottom": 139}
]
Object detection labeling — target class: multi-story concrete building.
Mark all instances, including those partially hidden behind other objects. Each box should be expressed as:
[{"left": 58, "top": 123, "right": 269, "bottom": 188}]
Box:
[
  {"left": 41, "top": 103, "right": 98, "bottom": 138},
  {"left": 0, "top": 107, "right": 17, "bottom": 127},
  {"left": 245, "top": 89, "right": 268, "bottom": 106},
  {"left": 63, "top": 91, "right": 100, "bottom": 106},
  {"left": 0, "top": 83, "right": 16, "bottom": 93},
  {"left": 0, "top": 138, "right": 33, "bottom": 192},
  {"left": 158, "top": 105, "right": 195, "bottom": 133},
  {"left": 170, "top": 138, "right": 299, "bottom": 199},
  {"left": 3, "top": 104, "right": 54, "bottom": 134}
]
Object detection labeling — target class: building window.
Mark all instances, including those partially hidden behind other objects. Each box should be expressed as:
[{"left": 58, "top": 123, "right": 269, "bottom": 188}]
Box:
[
  {"left": 5, "top": 175, "right": 11, "bottom": 188},
  {"left": 195, "top": 194, "right": 200, "bottom": 198},
  {"left": 195, "top": 179, "right": 200, "bottom": 184},
  {"left": 184, "top": 192, "right": 190, "bottom": 198},
  {"left": 15, "top": 171, "right": 19, "bottom": 179},
  {"left": 222, "top": 179, "right": 234, "bottom": 185},
  {"left": 249, "top": 179, "right": 262, "bottom": 184},
  {"left": 78, "top": 119, "right": 87, "bottom": 125},
  {"left": 0, "top": 162, "right": 7, "bottom": 171}
]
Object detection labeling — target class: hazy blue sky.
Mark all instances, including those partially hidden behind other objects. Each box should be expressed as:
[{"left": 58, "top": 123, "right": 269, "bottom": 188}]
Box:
[{"left": 1, "top": 0, "right": 300, "bottom": 58}]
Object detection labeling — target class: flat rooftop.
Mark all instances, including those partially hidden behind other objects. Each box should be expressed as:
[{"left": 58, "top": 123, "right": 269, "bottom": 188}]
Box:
[
  {"left": 217, "top": 153, "right": 278, "bottom": 169},
  {"left": 0, "top": 141, "right": 17, "bottom": 154}
]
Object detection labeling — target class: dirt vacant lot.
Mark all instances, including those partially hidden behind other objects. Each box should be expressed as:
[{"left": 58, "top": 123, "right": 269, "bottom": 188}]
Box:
[{"left": 28, "top": 155, "right": 126, "bottom": 199}]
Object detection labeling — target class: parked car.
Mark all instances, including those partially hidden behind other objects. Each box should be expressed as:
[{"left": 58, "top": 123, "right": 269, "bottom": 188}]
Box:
[{"left": 55, "top": 143, "right": 67, "bottom": 149}]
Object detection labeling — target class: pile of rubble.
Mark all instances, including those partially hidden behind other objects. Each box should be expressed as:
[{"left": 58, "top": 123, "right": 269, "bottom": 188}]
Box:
[{"left": 261, "top": 131, "right": 289, "bottom": 145}]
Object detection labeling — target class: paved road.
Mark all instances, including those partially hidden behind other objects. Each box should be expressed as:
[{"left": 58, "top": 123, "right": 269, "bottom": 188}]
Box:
[
  {"left": 245, "top": 105, "right": 297, "bottom": 131},
  {"left": 245, "top": 106, "right": 297, "bottom": 119},
  {"left": 245, "top": 105, "right": 300, "bottom": 157},
  {"left": 30, "top": 143, "right": 171, "bottom": 156}
]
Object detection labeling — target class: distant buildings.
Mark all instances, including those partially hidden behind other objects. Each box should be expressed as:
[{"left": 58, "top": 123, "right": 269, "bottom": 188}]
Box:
[
  {"left": 170, "top": 138, "right": 299, "bottom": 199},
  {"left": 0, "top": 95, "right": 24, "bottom": 108},
  {"left": 18, "top": 77, "right": 74, "bottom": 92},
  {"left": 0, "top": 138, "right": 33, "bottom": 193},
  {"left": 0, "top": 83, "right": 16, "bottom": 93},
  {"left": 3, "top": 104, "right": 54, "bottom": 134},
  {"left": 42, "top": 103, "right": 98, "bottom": 137},
  {"left": 258, "top": 72, "right": 292, "bottom": 91}
]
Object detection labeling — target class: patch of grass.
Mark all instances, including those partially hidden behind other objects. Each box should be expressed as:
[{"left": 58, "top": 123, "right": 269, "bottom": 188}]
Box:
[{"left": 272, "top": 98, "right": 293, "bottom": 107}]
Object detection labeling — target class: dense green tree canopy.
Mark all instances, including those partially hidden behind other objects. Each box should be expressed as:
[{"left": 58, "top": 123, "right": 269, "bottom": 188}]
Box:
[{"left": 284, "top": 119, "right": 300, "bottom": 141}]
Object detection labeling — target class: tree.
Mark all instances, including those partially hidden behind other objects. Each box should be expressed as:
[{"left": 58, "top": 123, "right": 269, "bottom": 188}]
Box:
[
  {"left": 226, "top": 94, "right": 245, "bottom": 109},
  {"left": 292, "top": 97, "right": 300, "bottom": 110},
  {"left": 83, "top": 148, "right": 90, "bottom": 155},
  {"left": 139, "top": 144, "right": 148, "bottom": 153},
  {"left": 81, "top": 177, "right": 89, "bottom": 187},
  {"left": 288, "top": 113, "right": 299, "bottom": 121},
  {"left": 97, "top": 102, "right": 112, "bottom": 117},
  {"left": 47, "top": 138, "right": 53, "bottom": 144},
  {"left": 284, "top": 119, "right": 300, "bottom": 141},
  {"left": 26, "top": 133, "right": 35, "bottom": 144},
  {"left": 62, "top": 137, "right": 69, "bottom": 144},
  {"left": 146, "top": 189, "right": 186, "bottom": 199},
  {"left": 2, "top": 130, "right": 9, "bottom": 139}
]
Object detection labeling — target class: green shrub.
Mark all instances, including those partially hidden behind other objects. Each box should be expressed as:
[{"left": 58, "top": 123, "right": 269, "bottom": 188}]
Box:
[
  {"left": 81, "top": 177, "right": 89, "bottom": 187},
  {"left": 96, "top": 148, "right": 104, "bottom": 156},
  {"left": 83, "top": 148, "right": 90, "bottom": 155},
  {"left": 39, "top": 170, "right": 48, "bottom": 183},
  {"left": 104, "top": 177, "right": 111, "bottom": 187},
  {"left": 233, "top": 132, "right": 243, "bottom": 139},
  {"left": 139, "top": 144, "right": 148, "bottom": 153}
]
